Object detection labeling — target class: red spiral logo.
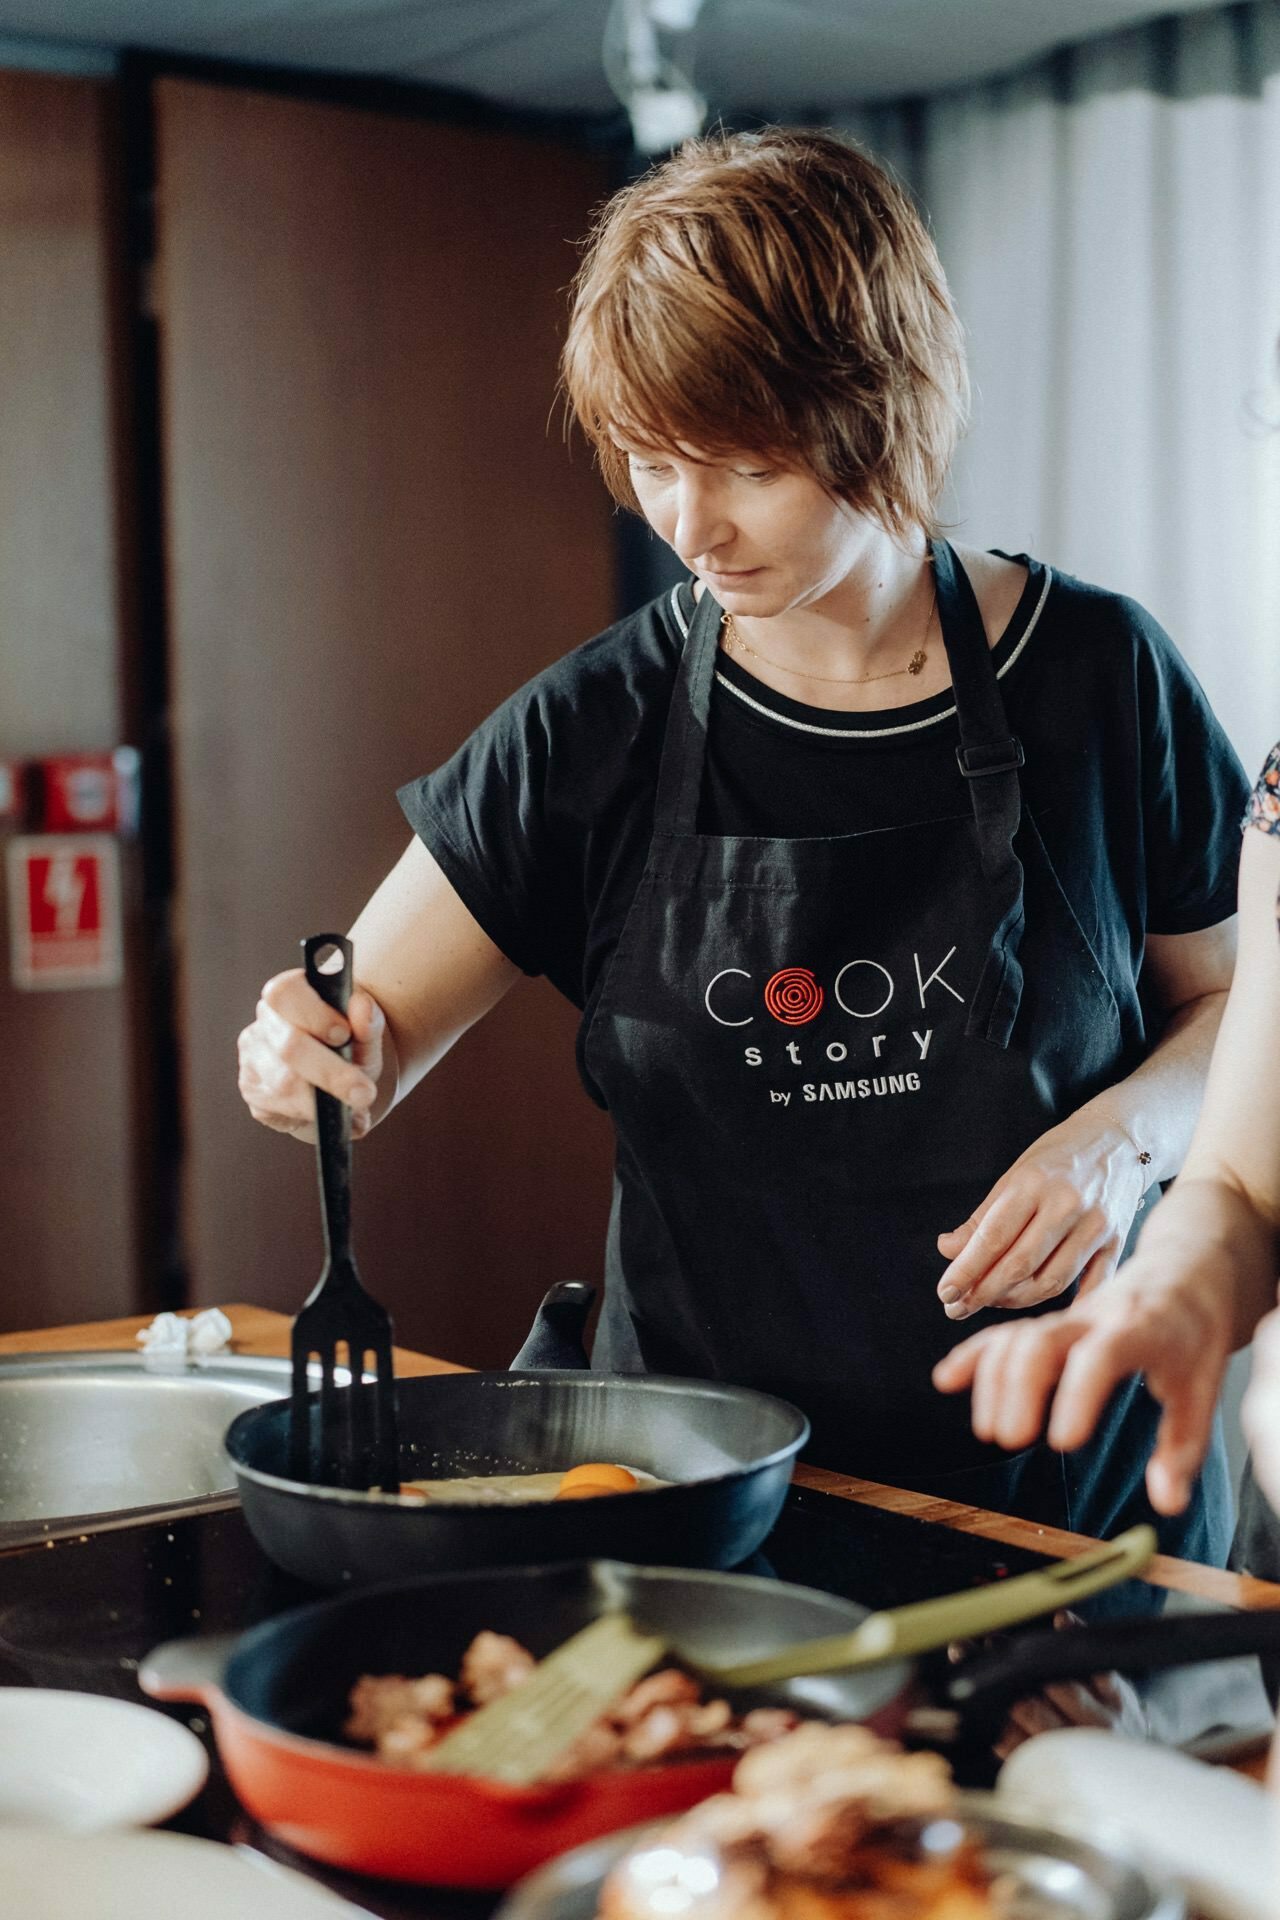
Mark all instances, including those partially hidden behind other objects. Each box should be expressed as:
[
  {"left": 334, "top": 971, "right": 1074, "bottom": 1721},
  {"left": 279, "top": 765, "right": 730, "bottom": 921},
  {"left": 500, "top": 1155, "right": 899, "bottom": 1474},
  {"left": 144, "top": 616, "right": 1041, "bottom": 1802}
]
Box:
[{"left": 763, "top": 967, "right": 824, "bottom": 1025}]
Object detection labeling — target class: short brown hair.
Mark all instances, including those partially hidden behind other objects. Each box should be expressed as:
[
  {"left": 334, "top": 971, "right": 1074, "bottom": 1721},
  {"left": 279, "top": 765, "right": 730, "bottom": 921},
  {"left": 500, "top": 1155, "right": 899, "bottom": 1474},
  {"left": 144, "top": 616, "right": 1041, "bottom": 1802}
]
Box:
[{"left": 561, "top": 127, "right": 968, "bottom": 537}]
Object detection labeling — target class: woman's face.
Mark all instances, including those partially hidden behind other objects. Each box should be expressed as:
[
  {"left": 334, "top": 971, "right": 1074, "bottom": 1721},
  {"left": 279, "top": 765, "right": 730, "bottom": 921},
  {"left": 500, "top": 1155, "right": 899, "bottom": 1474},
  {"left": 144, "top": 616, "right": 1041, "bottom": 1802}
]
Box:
[{"left": 620, "top": 440, "right": 882, "bottom": 618}]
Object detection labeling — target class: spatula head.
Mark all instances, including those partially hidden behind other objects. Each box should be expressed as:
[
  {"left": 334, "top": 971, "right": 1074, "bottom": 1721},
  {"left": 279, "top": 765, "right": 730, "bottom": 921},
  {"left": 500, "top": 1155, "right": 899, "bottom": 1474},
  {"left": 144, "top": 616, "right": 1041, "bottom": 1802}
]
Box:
[
  {"left": 289, "top": 1259, "right": 400, "bottom": 1491},
  {"left": 418, "top": 1615, "right": 667, "bottom": 1786}
]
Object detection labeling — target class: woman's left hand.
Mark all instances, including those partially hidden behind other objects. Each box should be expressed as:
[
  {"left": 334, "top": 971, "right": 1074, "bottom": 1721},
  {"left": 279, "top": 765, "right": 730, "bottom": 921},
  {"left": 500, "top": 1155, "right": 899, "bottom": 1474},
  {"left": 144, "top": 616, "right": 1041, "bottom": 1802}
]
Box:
[{"left": 935, "top": 1118, "right": 1148, "bottom": 1320}]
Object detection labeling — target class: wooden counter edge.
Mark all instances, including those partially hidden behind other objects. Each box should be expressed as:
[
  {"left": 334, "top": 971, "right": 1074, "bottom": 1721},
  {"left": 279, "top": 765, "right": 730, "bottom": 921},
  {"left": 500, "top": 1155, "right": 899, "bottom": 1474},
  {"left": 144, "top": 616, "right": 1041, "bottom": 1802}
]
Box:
[
  {"left": 5, "top": 1305, "right": 1279, "bottom": 1609},
  {"left": 791, "top": 1463, "right": 1280, "bottom": 1609},
  {"left": 0, "top": 1302, "right": 459, "bottom": 1378}
]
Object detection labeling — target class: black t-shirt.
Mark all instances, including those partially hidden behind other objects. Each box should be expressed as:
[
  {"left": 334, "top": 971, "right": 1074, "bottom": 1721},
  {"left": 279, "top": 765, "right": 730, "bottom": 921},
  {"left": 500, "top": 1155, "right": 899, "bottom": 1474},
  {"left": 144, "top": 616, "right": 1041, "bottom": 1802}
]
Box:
[{"left": 398, "top": 558, "right": 1249, "bottom": 1023}]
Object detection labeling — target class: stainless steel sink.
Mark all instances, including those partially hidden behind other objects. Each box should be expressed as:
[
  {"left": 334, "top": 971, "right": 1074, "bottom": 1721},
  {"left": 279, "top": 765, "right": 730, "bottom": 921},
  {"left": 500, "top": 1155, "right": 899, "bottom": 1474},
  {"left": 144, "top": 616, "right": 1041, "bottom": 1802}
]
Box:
[{"left": 0, "top": 1351, "right": 297, "bottom": 1550}]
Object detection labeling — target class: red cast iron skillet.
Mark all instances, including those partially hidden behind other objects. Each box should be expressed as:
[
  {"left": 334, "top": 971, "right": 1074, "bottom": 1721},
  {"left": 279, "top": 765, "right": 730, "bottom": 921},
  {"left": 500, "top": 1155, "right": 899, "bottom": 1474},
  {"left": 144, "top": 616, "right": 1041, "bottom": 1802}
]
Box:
[
  {"left": 223, "top": 1285, "right": 811, "bottom": 1587},
  {"left": 141, "top": 1556, "right": 1280, "bottom": 1891},
  {"left": 141, "top": 1559, "right": 909, "bottom": 1889}
]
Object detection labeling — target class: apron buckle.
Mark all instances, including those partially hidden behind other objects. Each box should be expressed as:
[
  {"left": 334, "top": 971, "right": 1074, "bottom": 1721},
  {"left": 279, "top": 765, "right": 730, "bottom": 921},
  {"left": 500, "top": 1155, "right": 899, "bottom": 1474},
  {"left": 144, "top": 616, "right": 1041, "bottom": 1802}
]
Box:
[{"left": 956, "top": 737, "right": 1025, "bottom": 778}]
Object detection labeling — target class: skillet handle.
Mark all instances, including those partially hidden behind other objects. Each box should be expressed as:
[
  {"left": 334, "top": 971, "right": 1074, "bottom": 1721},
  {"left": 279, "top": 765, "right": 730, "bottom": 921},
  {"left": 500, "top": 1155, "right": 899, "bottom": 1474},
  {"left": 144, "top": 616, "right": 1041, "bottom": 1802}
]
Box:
[
  {"left": 510, "top": 1282, "right": 596, "bottom": 1370},
  {"left": 942, "top": 1605, "right": 1280, "bottom": 1733},
  {"left": 139, "top": 1632, "right": 237, "bottom": 1707}
]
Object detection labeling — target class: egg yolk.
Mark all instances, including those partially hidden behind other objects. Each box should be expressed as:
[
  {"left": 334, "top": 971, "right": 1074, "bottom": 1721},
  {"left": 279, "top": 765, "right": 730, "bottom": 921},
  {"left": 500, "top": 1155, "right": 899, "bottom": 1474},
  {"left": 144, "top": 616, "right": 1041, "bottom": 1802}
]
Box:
[{"left": 555, "top": 1462, "right": 639, "bottom": 1499}]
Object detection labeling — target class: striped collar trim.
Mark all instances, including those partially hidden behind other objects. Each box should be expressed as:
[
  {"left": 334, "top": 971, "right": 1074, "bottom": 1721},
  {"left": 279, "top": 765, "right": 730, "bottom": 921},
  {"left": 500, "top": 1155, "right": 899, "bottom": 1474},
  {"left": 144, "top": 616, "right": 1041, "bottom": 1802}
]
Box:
[{"left": 668, "top": 567, "right": 1052, "bottom": 741}]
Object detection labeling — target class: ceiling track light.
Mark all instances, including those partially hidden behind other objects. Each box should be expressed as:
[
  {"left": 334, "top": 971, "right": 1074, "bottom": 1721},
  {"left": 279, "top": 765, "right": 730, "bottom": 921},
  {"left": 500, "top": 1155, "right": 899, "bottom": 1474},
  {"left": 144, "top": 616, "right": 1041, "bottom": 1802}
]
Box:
[{"left": 602, "top": 0, "right": 709, "bottom": 154}]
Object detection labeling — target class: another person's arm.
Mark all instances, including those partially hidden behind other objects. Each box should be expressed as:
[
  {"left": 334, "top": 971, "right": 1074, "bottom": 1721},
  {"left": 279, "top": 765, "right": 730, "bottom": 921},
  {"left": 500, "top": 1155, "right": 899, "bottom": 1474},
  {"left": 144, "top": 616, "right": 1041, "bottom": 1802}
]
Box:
[
  {"left": 1243, "top": 1309, "right": 1280, "bottom": 1516},
  {"left": 237, "top": 837, "right": 521, "bottom": 1145},
  {"left": 934, "top": 818, "right": 1280, "bottom": 1513}
]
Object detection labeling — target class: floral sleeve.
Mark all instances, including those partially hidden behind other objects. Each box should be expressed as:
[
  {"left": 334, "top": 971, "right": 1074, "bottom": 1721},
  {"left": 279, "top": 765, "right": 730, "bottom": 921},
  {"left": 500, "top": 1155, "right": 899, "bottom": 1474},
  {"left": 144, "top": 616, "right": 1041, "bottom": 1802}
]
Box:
[
  {"left": 1245, "top": 742, "right": 1280, "bottom": 937},
  {"left": 1246, "top": 742, "right": 1280, "bottom": 834}
]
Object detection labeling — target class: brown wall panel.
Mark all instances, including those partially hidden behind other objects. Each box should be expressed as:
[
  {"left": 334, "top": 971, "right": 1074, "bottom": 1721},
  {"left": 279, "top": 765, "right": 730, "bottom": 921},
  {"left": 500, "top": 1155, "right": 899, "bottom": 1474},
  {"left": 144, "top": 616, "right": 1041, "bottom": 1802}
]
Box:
[
  {"left": 0, "top": 72, "right": 140, "bottom": 1330},
  {"left": 155, "top": 81, "right": 617, "bottom": 1364}
]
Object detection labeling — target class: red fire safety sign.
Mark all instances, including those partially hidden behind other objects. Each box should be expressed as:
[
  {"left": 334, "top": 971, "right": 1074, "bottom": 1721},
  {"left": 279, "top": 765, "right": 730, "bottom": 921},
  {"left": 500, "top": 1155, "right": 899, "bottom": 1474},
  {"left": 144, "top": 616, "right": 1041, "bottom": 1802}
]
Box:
[{"left": 6, "top": 834, "right": 123, "bottom": 991}]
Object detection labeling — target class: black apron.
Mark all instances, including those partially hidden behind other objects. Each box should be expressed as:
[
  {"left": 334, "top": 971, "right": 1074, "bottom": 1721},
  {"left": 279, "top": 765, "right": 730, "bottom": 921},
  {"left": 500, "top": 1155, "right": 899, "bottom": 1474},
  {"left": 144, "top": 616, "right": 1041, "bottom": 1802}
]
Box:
[{"left": 579, "top": 541, "right": 1229, "bottom": 1563}]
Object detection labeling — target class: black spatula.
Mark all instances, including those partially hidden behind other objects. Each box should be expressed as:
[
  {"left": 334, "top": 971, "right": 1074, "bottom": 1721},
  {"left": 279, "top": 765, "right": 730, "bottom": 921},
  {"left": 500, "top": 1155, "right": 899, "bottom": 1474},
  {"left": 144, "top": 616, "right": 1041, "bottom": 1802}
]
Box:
[{"left": 288, "top": 933, "right": 400, "bottom": 1491}]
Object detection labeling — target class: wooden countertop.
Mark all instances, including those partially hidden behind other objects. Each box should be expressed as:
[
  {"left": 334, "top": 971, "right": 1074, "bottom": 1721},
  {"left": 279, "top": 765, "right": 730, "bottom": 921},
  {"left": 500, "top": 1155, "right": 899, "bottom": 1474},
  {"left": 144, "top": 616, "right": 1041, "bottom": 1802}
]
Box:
[
  {"left": 5, "top": 1302, "right": 1279, "bottom": 1611},
  {"left": 0, "top": 1302, "right": 463, "bottom": 1379}
]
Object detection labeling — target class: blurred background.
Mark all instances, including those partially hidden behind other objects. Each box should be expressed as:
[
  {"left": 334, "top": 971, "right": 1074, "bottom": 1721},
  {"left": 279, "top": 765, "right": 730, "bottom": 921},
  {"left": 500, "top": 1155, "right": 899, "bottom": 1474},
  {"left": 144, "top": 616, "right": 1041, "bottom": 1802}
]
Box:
[{"left": 1, "top": 4, "right": 1277, "bottom": 1480}]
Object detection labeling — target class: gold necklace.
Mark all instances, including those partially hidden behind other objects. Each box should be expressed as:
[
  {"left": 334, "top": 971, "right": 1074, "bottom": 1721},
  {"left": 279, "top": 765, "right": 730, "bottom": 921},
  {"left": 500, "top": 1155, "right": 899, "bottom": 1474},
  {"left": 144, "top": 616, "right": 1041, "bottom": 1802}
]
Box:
[{"left": 721, "top": 588, "right": 935, "bottom": 687}]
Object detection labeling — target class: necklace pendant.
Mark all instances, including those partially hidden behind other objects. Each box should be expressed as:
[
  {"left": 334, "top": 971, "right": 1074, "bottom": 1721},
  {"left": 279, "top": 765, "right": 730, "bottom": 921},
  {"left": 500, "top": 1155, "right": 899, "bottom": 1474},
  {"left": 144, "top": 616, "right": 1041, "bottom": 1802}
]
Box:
[{"left": 907, "top": 649, "right": 927, "bottom": 676}]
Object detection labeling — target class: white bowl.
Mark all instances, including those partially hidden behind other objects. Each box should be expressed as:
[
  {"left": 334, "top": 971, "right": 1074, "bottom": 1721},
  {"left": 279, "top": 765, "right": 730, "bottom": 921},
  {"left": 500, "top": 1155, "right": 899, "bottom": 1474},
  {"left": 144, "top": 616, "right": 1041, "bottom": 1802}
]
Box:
[
  {"left": 0, "top": 1690, "right": 208, "bottom": 1831},
  {"left": 1000, "top": 1728, "right": 1278, "bottom": 1920}
]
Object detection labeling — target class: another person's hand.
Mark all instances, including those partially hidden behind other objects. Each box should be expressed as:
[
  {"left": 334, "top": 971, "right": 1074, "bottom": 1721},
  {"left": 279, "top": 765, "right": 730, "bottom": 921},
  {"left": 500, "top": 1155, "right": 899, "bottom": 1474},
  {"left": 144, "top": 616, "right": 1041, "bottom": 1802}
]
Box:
[
  {"left": 932, "top": 1235, "right": 1235, "bottom": 1513},
  {"left": 934, "top": 1116, "right": 1148, "bottom": 1319},
  {"left": 237, "top": 967, "right": 386, "bottom": 1143},
  {"left": 946, "top": 1610, "right": 1150, "bottom": 1760},
  {"left": 1243, "top": 1306, "right": 1280, "bottom": 1517}
]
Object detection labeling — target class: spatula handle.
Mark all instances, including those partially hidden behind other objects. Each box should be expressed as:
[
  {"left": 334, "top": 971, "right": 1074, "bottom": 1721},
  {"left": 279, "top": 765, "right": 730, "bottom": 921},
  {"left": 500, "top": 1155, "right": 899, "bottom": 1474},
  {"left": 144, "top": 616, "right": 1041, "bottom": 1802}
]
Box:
[
  {"left": 847, "top": 1522, "right": 1157, "bottom": 1657},
  {"left": 303, "top": 933, "right": 354, "bottom": 1266},
  {"left": 710, "top": 1524, "right": 1156, "bottom": 1686}
]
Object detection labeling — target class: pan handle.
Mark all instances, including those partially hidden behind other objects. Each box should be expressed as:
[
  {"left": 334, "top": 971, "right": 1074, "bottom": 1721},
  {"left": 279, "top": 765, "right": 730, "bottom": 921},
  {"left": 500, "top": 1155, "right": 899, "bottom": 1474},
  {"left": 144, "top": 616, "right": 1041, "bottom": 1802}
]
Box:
[
  {"left": 139, "top": 1632, "right": 238, "bottom": 1708},
  {"left": 510, "top": 1282, "right": 596, "bottom": 1370},
  {"left": 941, "top": 1604, "right": 1280, "bottom": 1733}
]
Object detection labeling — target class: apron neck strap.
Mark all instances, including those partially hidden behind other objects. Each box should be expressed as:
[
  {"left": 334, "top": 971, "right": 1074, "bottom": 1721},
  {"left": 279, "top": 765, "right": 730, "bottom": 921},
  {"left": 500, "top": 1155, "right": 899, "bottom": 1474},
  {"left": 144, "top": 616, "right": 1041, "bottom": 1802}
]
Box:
[
  {"left": 931, "top": 538, "right": 1025, "bottom": 782},
  {"left": 653, "top": 584, "right": 723, "bottom": 837},
  {"left": 931, "top": 537, "right": 1027, "bottom": 1044}
]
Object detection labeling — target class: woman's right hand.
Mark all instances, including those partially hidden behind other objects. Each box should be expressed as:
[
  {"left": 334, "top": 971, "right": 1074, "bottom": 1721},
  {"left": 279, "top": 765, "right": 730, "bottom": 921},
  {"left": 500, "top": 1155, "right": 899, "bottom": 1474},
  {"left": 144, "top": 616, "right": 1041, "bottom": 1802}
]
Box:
[{"left": 237, "top": 968, "right": 386, "bottom": 1143}]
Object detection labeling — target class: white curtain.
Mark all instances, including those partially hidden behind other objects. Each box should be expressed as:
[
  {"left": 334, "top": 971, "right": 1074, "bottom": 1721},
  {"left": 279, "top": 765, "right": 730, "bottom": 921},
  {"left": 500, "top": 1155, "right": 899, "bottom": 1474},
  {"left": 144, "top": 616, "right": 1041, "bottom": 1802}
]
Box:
[
  {"left": 841, "top": 2, "right": 1280, "bottom": 781},
  {"left": 838, "top": 9, "right": 1280, "bottom": 1507}
]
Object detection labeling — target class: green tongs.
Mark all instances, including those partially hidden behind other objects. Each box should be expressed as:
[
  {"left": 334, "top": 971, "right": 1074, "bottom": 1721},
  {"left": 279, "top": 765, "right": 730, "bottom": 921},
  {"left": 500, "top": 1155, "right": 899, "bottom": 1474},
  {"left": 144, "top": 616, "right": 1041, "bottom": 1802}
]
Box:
[{"left": 701, "top": 1522, "right": 1157, "bottom": 1688}]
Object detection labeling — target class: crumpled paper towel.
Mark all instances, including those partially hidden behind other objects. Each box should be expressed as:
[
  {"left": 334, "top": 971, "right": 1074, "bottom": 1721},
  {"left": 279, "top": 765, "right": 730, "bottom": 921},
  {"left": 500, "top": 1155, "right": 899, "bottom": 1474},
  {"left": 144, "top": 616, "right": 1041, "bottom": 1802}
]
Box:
[{"left": 136, "top": 1308, "right": 234, "bottom": 1364}]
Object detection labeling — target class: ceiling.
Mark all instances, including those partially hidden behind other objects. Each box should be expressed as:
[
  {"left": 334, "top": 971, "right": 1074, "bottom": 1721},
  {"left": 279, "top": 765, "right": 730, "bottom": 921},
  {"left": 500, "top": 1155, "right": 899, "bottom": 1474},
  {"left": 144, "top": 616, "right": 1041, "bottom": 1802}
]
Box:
[{"left": 0, "top": 0, "right": 1231, "bottom": 116}]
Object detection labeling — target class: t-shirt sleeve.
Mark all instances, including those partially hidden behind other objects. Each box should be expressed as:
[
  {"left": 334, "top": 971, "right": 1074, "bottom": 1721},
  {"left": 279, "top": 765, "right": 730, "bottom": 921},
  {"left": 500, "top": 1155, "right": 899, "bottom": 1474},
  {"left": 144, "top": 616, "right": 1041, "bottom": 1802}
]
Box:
[
  {"left": 1245, "top": 742, "right": 1280, "bottom": 836},
  {"left": 1131, "top": 608, "right": 1251, "bottom": 934},
  {"left": 397, "top": 682, "right": 581, "bottom": 989}
]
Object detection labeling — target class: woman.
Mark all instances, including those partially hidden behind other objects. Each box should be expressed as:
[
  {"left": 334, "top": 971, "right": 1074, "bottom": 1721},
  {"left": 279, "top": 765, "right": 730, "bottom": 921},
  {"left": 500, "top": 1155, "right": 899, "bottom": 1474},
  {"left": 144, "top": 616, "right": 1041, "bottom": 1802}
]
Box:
[
  {"left": 237, "top": 129, "right": 1246, "bottom": 1559},
  {"left": 934, "top": 746, "right": 1279, "bottom": 1542}
]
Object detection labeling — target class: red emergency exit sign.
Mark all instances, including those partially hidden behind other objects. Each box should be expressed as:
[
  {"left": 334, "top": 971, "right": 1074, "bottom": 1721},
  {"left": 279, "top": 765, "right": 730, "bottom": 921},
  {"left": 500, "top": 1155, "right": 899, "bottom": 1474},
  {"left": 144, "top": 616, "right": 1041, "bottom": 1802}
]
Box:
[{"left": 6, "top": 835, "right": 122, "bottom": 990}]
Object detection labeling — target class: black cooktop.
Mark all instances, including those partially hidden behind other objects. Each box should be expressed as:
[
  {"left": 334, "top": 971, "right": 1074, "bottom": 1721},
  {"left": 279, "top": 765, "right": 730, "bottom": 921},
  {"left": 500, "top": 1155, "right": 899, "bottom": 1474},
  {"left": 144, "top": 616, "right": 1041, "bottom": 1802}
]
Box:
[{"left": 0, "top": 1487, "right": 1187, "bottom": 1919}]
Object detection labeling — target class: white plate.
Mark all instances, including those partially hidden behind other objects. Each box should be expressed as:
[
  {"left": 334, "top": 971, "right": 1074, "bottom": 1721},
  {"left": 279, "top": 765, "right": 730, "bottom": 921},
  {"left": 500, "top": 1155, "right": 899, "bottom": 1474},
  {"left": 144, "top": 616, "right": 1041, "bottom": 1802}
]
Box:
[
  {"left": 0, "top": 1828, "right": 366, "bottom": 1917},
  {"left": 999, "top": 1728, "right": 1278, "bottom": 1920},
  {"left": 0, "top": 1690, "right": 208, "bottom": 1831}
]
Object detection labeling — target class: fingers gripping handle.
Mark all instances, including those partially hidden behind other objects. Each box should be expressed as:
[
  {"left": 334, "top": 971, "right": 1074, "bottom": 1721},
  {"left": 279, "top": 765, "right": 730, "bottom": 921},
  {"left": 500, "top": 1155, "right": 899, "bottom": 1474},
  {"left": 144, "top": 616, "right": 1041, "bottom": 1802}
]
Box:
[
  {"left": 942, "top": 1604, "right": 1280, "bottom": 1737},
  {"left": 303, "top": 933, "right": 354, "bottom": 1266}
]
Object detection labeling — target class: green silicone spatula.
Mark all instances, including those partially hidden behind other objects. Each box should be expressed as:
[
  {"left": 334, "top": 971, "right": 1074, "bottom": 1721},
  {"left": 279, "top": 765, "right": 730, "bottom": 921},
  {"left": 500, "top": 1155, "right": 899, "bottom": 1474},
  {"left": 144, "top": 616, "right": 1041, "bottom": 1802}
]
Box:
[
  {"left": 418, "top": 1525, "right": 1154, "bottom": 1786},
  {"left": 700, "top": 1522, "right": 1156, "bottom": 1688}
]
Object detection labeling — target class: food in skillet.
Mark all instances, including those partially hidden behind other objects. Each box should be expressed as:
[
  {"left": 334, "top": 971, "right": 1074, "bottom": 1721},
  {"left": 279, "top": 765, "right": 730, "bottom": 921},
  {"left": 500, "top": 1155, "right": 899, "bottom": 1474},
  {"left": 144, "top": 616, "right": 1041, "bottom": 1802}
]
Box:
[
  {"left": 390, "top": 1463, "right": 662, "bottom": 1504},
  {"left": 345, "top": 1631, "right": 801, "bottom": 1782},
  {"left": 598, "top": 1724, "right": 994, "bottom": 1920}
]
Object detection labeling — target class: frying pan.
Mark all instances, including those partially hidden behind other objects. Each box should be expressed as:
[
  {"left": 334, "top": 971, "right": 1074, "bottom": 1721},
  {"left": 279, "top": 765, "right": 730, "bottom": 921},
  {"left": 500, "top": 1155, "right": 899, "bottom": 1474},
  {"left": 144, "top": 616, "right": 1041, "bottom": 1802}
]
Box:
[
  {"left": 141, "top": 1560, "right": 912, "bottom": 1888},
  {"left": 224, "top": 1286, "right": 810, "bottom": 1587},
  {"left": 141, "top": 1557, "right": 1280, "bottom": 1890}
]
